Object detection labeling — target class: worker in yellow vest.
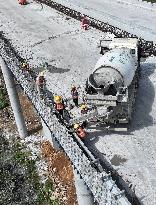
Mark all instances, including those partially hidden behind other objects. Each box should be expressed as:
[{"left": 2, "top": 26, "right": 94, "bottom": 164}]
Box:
[
  {"left": 21, "top": 61, "right": 30, "bottom": 72},
  {"left": 80, "top": 104, "right": 88, "bottom": 114}
]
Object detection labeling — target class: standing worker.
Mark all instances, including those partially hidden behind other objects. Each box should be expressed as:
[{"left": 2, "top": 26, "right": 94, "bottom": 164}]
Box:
[
  {"left": 36, "top": 71, "right": 46, "bottom": 94},
  {"left": 81, "top": 16, "right": 89, "bottom": 30},
  {"left": 74, "top": 123, "right": 87, "bottom": 140},
  {"left": 71, "top": 85, "right": 79, "bottom": 107}
]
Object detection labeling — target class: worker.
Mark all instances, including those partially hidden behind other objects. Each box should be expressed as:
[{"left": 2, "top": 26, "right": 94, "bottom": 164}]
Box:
[
  {"left": 71, "top": 85, "right": 79, "bottom": 107},
  {"left": 80, "top": 104, "right": 88, "bottom": 114},
  {"left": 74, "top": 123, "right": 87, "bottom": 139},
  {"left": 54, "top": 95, "right": 65, "bottom": 117},
  {"left": 81, "top": 16, "right": 89, "bottom": 30},
  {"left": 36, "top": 72, "right": 46, "bottom": 94},
  {"left": 21, "top": 61, "right": 30, "bottom": 72},
  {"left": 19, "top": 0, "right": 27, "bottom": 5}
]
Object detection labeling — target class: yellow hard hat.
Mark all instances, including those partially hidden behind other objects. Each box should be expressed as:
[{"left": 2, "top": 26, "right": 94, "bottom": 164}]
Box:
[
  {"left": 74, "top": 123, "right": 80, "bottom": 129},
  {"left": 54, "top": 95, "right": 62, "bottom": 103},
  {"left": 39, "top": 70, "right": 46, "bottom": 76},
  {"left": 71, "top": 85, "right": 76, "bottom": 89},
  {"left": 21, "top": 62, "right": 26, "bottom": 67},
  {"left": 80, "top": 104, "right": 87, "bottom": 110}
]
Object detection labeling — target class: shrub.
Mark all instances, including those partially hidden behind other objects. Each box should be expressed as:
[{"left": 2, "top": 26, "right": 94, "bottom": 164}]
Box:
[{"left": 0, "top": 88, "right": 8, "bottom": 109}]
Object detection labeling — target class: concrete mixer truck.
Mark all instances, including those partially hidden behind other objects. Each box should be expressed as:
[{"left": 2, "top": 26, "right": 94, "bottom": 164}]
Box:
[{"left": 84, "top": 37, "right": 140, "bottom": 130}]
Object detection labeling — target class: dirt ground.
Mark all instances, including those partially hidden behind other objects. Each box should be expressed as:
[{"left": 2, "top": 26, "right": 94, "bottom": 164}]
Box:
[
  {"left": 0, "top": 69, "right": 42, "bottom": 133},
  {"left": 0, "top": 90, "right": 42, "bottom": 135},
  {"left": 18, "top": 91, "right": 42, "bottom": 135},
  {"left": 0, "top": 73, "right": 78, "bottom": 205},
  {"left": 41, "top": 141, "right": 78, "bottom": 205}
]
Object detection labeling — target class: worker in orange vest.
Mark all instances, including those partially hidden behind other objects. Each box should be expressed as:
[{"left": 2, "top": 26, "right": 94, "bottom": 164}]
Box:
[
  {"left": 81, "top": 16, "right": 89, "bottom": 30},
  {"left": 71, "top": 85, "right": 79, "bottom": 107},
  {"left": 19, "top": 0, "right": 27, "bottom": 5},
  {"left": 54, "top": 95, "right": 65, "bottom": 117},
  {"left": 74, "top": 123, "right": 87, "bottom": 140}
]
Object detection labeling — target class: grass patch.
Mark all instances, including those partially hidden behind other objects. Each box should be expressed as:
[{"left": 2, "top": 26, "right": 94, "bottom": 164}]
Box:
[
  {"left": 35, "top": 179, "right": 59, "bottom": 205},
  {"left": 0, "top": 135, "right": 59, "bottom": 205},
  {"left": 13, "top": 142, "right": 60, "bottom": 204}
]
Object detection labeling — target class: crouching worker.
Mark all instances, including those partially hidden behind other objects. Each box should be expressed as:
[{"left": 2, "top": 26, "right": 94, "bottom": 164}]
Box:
[
  {"left": 80, "top": 104, "right": 88, "bottom": 114},
  {"left": 54, "top": 95, "right": 65, "bottom": 120},
  {"left": 36, "top": 72, "right": 46, "bottom": 95},
  {"left": 74, "top": 123, "right": 87, "bottom": 140}
]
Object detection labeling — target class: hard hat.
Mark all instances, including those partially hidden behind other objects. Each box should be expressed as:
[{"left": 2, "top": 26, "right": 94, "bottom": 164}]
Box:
[
  {"left": 71, "top": 85, "right": 76, "bottom": 89},
  {"left": 54, "top": 95, "right": 62, "bottom": 103},
  {"left": 22, "top": 62, "right": 26, "bottom": 67},
  {"left": 39, "top": 70, "right": 46, "bottom": 76},
  {"left": 80, "top": 104, "right": 87, "bottom": 110},
  {"left": 39, "top": 72, "right": 44, "bottom": 77},
  {"left": 74, "top": 123, "right": 80, "bottom": 129}
]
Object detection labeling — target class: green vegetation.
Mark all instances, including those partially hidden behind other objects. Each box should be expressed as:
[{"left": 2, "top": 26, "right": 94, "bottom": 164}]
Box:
[
  {"left": 36, "top": 178, "right": 59, "bottom": 205},
  {"left": 13, "top": 147, "right": 59, "bottom": 205},
  {"left": 0, "top": 135, "right": 59, "bottom": 205},
  {"left": 0, "top": 87, "right": 8, "bottom": 109}
]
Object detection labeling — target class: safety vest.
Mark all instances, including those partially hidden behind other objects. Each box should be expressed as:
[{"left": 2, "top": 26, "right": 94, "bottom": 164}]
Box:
[
  {"left": 55, "top": 103, "right": 64, "bottom": 111},
  {"left": 71, "top": 90, "right": 78, "bottom": 99},
  {"left": 76, "top": 127, "right": 86, "bottom": 139}
]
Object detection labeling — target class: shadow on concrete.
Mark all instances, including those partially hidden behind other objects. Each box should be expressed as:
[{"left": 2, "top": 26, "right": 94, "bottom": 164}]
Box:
[
  {"left": 130, "top": 62, "right": 155, "bottom": 131},
  {"left": 84, "top": 131, "right": 141, "bottom": 205},
  {"left": 83, "top": 132, "right": 141, "bottom": 204},
  {"left": 46, "top": 65, "right": 70, "bottom": 74}
]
